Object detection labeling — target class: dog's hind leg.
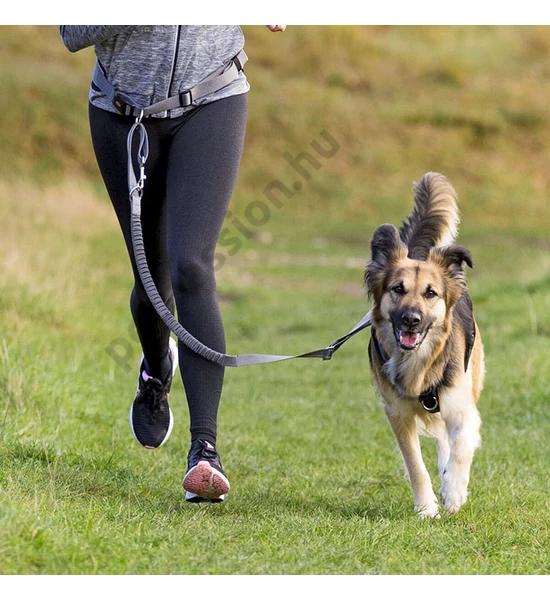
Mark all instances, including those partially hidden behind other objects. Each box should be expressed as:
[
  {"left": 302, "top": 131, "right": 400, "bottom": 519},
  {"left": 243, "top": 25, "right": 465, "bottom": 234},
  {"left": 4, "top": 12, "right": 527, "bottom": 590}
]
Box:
[
  {"left": 439, "top": 392, "right": 482, "bottom": 514},
  {"left": 384, "top": 405, "right": 440, "bottom": 519}
]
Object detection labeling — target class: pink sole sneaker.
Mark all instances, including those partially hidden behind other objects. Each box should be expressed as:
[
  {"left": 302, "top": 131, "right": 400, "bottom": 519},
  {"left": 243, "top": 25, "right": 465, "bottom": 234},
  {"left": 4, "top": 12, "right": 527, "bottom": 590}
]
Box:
[{"left": 183, "top": 460, "right": 230, "bottom": 502}]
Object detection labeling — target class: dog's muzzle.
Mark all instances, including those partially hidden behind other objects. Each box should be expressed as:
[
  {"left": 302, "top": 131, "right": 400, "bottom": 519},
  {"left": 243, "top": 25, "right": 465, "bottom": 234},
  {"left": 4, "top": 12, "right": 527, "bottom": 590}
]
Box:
[{"left": 393, "top": 310, "right": 430, "bottom": 350}]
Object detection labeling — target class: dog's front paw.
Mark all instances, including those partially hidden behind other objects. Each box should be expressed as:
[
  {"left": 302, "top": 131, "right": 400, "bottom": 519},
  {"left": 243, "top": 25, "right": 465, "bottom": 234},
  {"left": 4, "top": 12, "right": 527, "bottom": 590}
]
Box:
[
  {"left": 440, "top": 470, "right": 469, "bottom": 514},
  {"left": 414, "top": 499, "right": 440, "bottom": 520}
]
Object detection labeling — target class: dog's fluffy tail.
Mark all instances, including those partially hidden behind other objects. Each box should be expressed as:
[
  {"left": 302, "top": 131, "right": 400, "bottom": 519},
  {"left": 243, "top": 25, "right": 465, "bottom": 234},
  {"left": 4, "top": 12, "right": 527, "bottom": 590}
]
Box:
[{"left": 399, "top": 172, "right": 461, "bottom": 260}]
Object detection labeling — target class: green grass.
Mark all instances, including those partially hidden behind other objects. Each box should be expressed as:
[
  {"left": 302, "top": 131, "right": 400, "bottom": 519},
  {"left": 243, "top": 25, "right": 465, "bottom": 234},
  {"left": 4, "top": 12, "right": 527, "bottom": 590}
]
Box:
[{"left": 1, "top": 25, "right": 550, "bottom": 576}]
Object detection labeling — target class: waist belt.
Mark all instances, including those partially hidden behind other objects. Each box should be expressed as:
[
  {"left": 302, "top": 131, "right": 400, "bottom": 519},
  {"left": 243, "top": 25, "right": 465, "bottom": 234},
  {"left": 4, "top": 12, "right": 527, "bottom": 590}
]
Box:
[{"left": 92, "top": 49, "right": 248, "bottom": 117}]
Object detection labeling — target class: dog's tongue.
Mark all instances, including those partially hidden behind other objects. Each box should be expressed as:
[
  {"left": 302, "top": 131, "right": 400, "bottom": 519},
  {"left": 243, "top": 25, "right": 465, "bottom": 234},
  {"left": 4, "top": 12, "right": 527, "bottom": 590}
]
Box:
[{"left": 401, "top": 331, "right": 420, "bottom": 348}]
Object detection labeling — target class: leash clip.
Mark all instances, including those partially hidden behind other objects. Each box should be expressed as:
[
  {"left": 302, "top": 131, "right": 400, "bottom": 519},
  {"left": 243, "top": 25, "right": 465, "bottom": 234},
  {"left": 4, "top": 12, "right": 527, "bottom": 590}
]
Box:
[{"left": 137, "top": 162, "right": 147, "bottom": 194}]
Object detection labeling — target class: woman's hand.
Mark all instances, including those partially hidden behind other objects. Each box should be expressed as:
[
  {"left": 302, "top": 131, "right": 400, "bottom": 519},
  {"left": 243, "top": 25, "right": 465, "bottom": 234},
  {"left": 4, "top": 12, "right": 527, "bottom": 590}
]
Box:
[{"left": 266, "top": 25, "right": 286, "bottom": 32}]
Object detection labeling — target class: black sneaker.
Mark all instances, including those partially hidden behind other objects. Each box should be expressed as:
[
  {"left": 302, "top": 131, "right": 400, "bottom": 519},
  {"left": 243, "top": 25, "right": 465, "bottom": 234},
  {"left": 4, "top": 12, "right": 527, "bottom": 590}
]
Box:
[
  {"left": 129, "top": 337, "right": 178, "bottom": 449},
  {"left": 183, "top": 439, "right": 230, "bottom": 502}
]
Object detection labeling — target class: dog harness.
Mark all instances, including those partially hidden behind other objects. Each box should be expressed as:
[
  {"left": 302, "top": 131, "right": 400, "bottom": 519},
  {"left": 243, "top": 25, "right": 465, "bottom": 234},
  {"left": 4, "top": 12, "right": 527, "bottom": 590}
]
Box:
[{"left": 370, "top": 317, "right": 475, "bottom": 414}]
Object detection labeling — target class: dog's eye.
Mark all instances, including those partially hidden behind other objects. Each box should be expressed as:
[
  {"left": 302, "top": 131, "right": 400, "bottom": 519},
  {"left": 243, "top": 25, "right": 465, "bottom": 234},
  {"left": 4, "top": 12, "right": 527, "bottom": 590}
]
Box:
[
  {"left": 425, "top": 288, "right": 438, "bottom": 299},
  {"left": 391, "top": 284, "right": 405, "bottom": 295}
]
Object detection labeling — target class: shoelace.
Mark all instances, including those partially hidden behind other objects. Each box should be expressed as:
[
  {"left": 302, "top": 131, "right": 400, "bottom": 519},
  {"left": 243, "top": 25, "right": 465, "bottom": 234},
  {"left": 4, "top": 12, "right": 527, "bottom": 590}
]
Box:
[
  {"left": 189, "top": 440, "right": 220, "bottom": 466},
  {"left": 139, "top": 374, "right": 168, "bottom": 414},
  {"left": 198, "top": 442, "right": 218, "bottom": 461}
]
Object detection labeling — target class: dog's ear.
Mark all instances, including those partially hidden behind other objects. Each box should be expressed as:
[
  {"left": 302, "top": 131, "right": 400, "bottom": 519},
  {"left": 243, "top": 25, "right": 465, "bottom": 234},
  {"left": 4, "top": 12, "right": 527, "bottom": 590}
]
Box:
[
  {"left": 365, "top": 224, "right": 407, "bottom": 299},
  {"left": 430, "top": 245, "right": 473, "bottom": 301},
  {"left": 370, "top": 224, "right": 404, "bottom": 264},
  {"left": 431, "top": 245, "right": 473, "bottom": 275}
]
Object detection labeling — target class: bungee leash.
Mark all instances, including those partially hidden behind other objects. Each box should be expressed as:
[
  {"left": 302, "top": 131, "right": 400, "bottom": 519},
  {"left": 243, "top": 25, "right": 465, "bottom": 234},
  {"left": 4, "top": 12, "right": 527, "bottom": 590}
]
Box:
[
  {"left": 127, "top": 111, "right": 372, "bottom": 366},
  {"left": 93, "top": 48, "right": 373, "bottom": 366}
]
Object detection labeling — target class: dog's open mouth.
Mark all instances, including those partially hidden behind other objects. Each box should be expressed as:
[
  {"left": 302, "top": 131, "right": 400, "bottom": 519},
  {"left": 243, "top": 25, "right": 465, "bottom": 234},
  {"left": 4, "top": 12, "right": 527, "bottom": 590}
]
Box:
[{"left": 394, "top": 328, "right": 429, "bottom": 351}]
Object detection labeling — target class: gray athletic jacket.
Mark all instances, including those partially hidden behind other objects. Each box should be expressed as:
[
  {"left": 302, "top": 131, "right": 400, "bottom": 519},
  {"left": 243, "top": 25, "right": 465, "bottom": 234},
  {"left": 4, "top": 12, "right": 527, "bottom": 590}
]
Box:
[{"left": 60, "top": 25, "right": 249, "bottom": 118}]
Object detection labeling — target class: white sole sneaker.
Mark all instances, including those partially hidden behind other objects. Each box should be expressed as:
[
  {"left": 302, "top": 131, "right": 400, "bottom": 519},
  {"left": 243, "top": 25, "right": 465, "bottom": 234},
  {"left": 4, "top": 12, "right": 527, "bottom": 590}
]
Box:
[
  {"left": 185, "top": 491, "right": 226, "bottom": 503},
  {"left": 183, "top": 460, "right": 230, "bottom": 502},
  {"left": 183, "top": 439, "right": 230, "bottom": 502},
  {"left": 129, "top": 337, "right": 179, "bottom": 449}
]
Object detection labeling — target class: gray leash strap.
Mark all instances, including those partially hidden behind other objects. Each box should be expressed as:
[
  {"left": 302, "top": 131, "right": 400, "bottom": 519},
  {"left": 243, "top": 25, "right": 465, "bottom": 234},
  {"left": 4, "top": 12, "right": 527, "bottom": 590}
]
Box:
[{"left": 127, "top": 117, "right": 372, "bottom": 366}]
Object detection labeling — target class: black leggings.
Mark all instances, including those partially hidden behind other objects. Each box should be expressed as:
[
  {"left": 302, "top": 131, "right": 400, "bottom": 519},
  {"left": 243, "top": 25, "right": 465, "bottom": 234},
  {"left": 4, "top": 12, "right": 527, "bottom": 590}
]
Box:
[{"left": 89, "top": 93, "right": 248, "bottom": 445}]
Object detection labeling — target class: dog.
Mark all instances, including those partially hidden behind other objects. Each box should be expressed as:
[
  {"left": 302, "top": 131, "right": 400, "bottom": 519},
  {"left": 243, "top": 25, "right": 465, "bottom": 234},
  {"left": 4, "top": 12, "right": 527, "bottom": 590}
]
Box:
[{"left": 364, "top": 172, "right": 484, "bottom": 518}]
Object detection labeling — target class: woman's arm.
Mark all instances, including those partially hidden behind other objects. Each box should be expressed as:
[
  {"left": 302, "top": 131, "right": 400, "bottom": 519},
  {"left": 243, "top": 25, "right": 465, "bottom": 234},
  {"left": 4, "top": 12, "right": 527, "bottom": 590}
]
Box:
[{"left": 59, "top": 25, "right": 134, "bottom": 52}]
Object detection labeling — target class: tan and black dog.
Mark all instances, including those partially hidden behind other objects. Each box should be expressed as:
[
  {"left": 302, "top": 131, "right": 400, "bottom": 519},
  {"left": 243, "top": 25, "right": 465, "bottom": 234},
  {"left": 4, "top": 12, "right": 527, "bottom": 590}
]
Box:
[{"left": 364, "top": 172, "right": 484, "bottom": 518}]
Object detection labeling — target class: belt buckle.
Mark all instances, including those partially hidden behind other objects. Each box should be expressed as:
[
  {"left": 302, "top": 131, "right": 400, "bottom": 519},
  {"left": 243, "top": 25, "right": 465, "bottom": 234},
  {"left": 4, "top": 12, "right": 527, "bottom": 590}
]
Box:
[
  {"left": 179, "top": 90, "right": 192, "bottom": 107},
  {"left": 113, "top": 93, "right": 128, "bottom": 115}
]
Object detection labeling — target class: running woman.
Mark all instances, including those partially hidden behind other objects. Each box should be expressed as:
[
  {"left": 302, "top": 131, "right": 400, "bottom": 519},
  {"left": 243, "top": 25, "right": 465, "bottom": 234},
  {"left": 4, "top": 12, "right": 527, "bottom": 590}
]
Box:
[{"left": 60, "top": 25, "right": 286, "bottom": 503}]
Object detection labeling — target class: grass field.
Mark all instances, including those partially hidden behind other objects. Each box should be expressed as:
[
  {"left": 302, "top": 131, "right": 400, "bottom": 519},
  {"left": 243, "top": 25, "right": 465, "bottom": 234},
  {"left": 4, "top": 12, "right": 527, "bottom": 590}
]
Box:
[{"left": 0, "top": 25, "right": 549, "bottom": 581}]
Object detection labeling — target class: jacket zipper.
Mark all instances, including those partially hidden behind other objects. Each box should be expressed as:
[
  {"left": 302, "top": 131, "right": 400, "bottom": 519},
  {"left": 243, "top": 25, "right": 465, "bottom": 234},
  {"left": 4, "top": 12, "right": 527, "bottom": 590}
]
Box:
[{"left": 165, "top": 25, "right": 181, "bottom": 113}]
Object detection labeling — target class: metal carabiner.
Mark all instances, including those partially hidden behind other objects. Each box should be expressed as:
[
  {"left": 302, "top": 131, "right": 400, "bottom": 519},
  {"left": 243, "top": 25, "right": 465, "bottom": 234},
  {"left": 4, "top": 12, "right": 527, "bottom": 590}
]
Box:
[
  {"left": 135, "top": 108, "right": 144, "bottom": 125},
  {"left": 127, "top": 109, "right": 150, "bottom": 214}
]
